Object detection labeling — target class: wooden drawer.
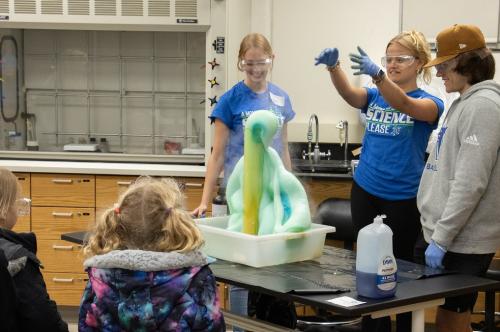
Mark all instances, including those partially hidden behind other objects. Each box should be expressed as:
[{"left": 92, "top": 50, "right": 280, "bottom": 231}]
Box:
[
  {"left": 38, "top": 239, "right": 85, "bottom": 273},
  {"left": 96, "top": 175, "right": 137, "bottom": 208},
  {"left": 43, "top": 272, "right": 88, "bottom": 306},
  {"left": 32, "top": 207, "right": 94, "bottom": 239},
  {"left": 31, "top": 173, "right": 95, "bottom": 207},
  {"left": 176, "top": 177, "right": 206, "bottom": 212}
]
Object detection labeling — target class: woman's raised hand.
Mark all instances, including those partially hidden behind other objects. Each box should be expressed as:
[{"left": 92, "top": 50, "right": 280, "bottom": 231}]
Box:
[
  {"left": 349, "top": 46, "right": 381, "bottom": 77},
  {"left": 314, "top": 47, "right": 339, "bottom": 67}
]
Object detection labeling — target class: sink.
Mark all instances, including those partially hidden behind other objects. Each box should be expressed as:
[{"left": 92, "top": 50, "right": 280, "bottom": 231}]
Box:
[{"left": 292, "top": 159, "right": 351, "bottom": 174}]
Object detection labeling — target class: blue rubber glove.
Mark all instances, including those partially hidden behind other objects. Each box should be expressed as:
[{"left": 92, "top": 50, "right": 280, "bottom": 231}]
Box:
[
  {"left": 349, "top": 46, "right": 381, "bottom": 77},
  {"left": 314, "top": 48, "right": 339, "bottom": 67},
  {"left": 425, "top": 241, "right": 446, "bottom": 269}
]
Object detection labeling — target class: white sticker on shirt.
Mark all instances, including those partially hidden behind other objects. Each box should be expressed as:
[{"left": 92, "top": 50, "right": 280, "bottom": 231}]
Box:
[
  {"left": 241, "top": 109, "right": 284, "bottom": 129},
  {"left": 269, "top": 92, "right": 285, "bottom": 107}
]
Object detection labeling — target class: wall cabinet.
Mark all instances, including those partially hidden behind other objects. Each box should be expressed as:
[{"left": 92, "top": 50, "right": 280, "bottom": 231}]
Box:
[
  {"left": 299, "top": 177, "right": 352, "bottom": 216},
  {"left": 30, "top": 173, "right": 95, "bottom": 305}
]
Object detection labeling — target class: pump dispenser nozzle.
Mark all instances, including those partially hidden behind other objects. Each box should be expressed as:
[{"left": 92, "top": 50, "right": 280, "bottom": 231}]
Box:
[{"left": 374, "top": 214, "right": 387, "bottom": 224}]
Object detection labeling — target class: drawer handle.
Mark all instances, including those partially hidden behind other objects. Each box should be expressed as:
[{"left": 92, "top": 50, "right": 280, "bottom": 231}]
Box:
[
  {"left": 184, "top": 182, "right": 203, "bottom": 188},
  {"left": 52, "top": 245, "right": 74, "bottom": 250},
  {"left": 116, "top": 181, "right": 132, "bottom": 186},
  {"left": 52, "top": 212, "right": 73, "bottom": 217},
  {"left": 52, "top": 179, "right": 73, "bottom": 184},
  {"left": 52, "top": 278, "right": 74, "bottom": 283}
]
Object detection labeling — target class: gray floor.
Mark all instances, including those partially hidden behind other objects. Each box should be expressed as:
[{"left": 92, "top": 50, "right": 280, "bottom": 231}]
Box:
[{"left": 59, "top": 306, "right": 78, "bottom": 332}]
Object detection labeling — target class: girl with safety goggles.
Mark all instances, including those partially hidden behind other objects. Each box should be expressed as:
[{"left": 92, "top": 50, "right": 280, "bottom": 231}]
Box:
[
  {"left": 315, "top": 30, "right": 444, "bottom": 332},
  {"left": 193, "top": 33, "right": 295, "bottom": 332},
  {"left": 0, "top": 167, "right": 69, "bottom": 331}
]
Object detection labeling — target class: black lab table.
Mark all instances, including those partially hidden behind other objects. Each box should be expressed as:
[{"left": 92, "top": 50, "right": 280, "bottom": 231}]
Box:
[{"left": 62, "top": 231, "right": 500, "bottom": 332}]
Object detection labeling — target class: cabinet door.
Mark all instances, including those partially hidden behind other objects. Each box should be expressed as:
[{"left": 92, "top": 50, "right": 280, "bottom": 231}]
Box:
[
  {"left": 31, "top": 173, "right": 95, "bottom": 207},
  {"left": 300, "top": 178, "right": 352, "bottom": 215},
  {"left": 13, "top": 173, "right": 31, "bottom": 232}
]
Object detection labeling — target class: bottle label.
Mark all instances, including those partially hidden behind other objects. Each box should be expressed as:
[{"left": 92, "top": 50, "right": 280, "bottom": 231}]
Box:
[
  {"left": 376, "top": 255, "right": 397, "bottom": 291},
  {"left": 212, "top": 204, "right": 227, "bottom": 217}
]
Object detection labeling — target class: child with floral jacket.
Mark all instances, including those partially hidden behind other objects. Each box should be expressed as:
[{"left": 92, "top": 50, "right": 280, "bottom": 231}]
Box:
[{"left": 79, "top": 176, "right": 225, "bottom": 332}]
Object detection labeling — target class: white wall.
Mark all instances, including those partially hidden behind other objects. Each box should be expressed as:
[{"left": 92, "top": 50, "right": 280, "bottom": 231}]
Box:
[
  {"left": 218, "top": 0, "right": 500, "bottom": 144},
  {"left": 402, "top": 0, "right": 499, "bottom": 42},
  {"left": 270, "top": 0, "right": 400, "bottom": 143},
  {"left": 223, "top": 0, "right": 401, "bottom": 143}
]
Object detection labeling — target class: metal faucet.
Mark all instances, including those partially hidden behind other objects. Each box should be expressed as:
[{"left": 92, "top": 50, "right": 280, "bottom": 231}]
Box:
[
  {"left": 336, "top": 120, "right": 349, "bottom": 164},
  {"left": 302, "top": 114, "right": 331, "bottom": 163}
]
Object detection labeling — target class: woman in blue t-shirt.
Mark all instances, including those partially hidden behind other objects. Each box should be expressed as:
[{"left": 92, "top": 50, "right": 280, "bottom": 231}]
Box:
[
  {"left": 315, "top": 31, "right": 444, "bottom": 332},
  {"left": 192, "top": 32, "right": 295, "bottom": 331},
  {"left": 193, "top": 32, "right": 294, "bottom": 217}
]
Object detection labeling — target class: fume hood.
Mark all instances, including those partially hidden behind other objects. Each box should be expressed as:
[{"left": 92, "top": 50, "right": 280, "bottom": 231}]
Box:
[{"left": 0, "top": 0, "right": 227, "bottom": 164}]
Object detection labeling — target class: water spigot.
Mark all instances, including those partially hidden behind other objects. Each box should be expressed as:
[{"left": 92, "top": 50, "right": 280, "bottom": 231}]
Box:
[{"left": 302, "top": 114, "right": 331, "bottom": 163}]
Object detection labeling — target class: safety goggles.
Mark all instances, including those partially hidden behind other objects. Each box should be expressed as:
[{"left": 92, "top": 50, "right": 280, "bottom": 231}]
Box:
[
  {"left": 435, "top": 59, "right": 457, "bottom": 73},
  {"left": 381, "top": 55, "right": 416, "bottom": 68},
  {"left": 16, "top": 197, "right": 31, "bottom": 217},
  {"left": 240, "top": 58, "right": 272, "bottom": 70}
]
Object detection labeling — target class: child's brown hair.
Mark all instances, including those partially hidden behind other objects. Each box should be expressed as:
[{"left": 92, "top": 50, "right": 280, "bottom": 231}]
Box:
[
  {"left": 0, "top": 167, "right": 19, "bottom": 225},
  {"left": 84, "top": 176, "right": 203, "bottom": 258}
]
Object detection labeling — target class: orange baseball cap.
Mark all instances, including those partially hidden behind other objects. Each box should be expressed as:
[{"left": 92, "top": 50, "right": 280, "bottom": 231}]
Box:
[{"left": 424, "top": 24, "right": 486, "bottom": 68}]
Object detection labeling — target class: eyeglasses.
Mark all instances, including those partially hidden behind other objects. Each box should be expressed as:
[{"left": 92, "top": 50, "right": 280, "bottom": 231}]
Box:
[
  {"left": 381, "top": 55, "right": 416, "bottom": 68},
  {"left": 240, "top": 58, "right": 272, "bottom": 69},
  {"left": 16, "top": 198, "right": 31, "bottom": 217}
]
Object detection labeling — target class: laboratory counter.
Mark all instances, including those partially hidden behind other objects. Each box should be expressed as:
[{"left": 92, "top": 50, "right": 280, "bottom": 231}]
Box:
[{"left": 0, "top": 158, "right": 353, "bottom": 179}]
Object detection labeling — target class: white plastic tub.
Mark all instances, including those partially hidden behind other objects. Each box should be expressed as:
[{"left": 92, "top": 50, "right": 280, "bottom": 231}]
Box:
[{"left": 195, "top": 216, "right": 335, "bottom": 267}]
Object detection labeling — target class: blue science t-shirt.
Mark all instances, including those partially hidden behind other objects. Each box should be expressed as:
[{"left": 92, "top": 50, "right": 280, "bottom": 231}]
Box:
[
  {"left": 355, "top": 87, "right": 444, "bottom": 200},
  {"left": 210, "top": 81, "right": 295, "bottom": 186}
]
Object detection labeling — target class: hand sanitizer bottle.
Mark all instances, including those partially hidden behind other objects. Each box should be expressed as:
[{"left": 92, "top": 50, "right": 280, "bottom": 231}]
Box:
[{"left": 356, "top": 215, "right": 397, "bottom": 299}]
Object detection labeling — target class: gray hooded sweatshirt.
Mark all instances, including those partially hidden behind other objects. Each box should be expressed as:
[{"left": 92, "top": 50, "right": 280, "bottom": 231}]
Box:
[{"left": 417, "top": 79, "right": 500, "bottom": 254}]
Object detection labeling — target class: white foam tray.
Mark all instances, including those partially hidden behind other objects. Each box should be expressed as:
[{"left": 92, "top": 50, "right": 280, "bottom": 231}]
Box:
[{"left": 195, "top": 216, "right": 335, "bottom": 267}]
